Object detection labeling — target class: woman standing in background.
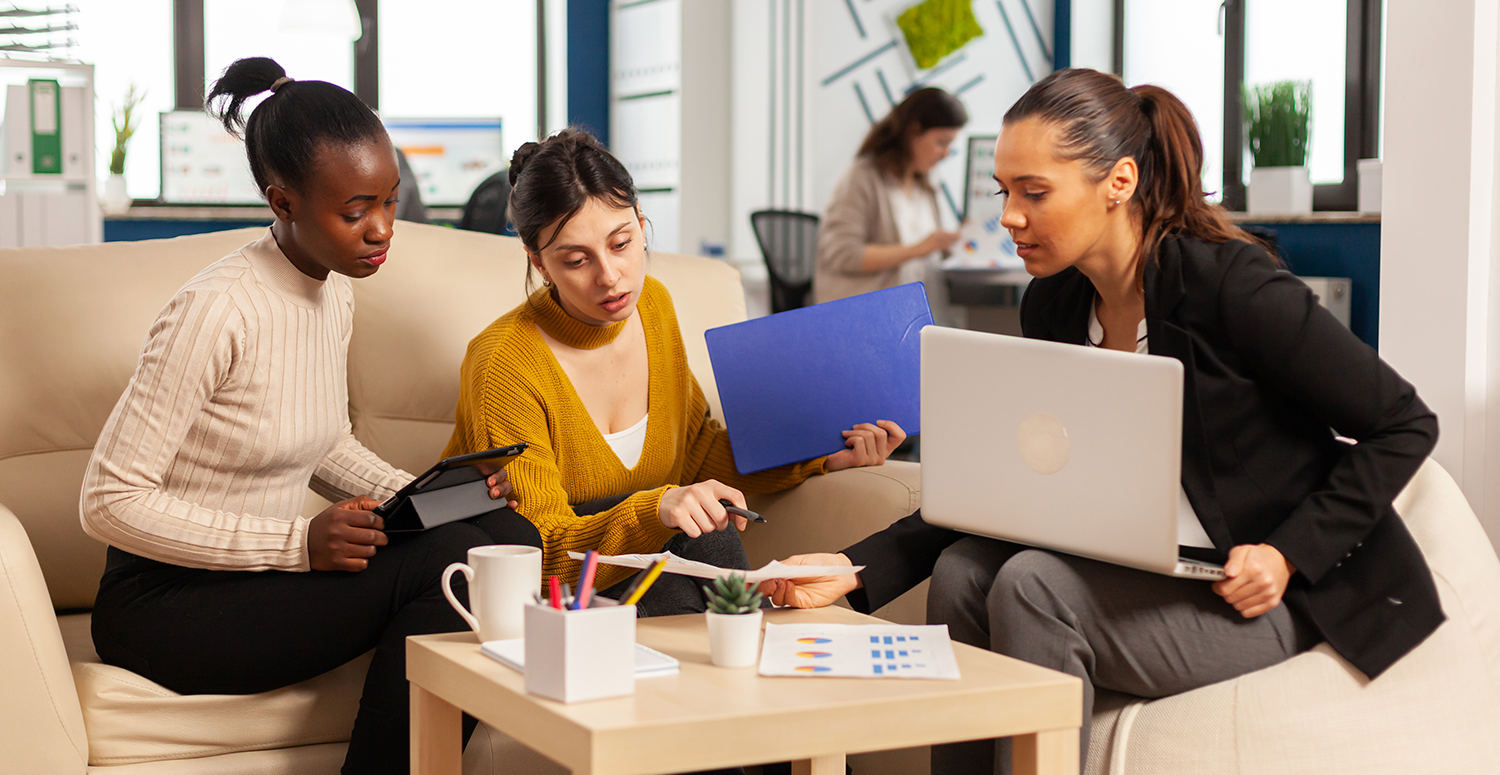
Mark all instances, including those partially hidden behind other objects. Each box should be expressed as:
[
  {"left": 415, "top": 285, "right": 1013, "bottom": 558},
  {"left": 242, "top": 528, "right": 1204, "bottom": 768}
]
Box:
[{"left": 814, "top": 86, "right": 967, "bottom": 322}]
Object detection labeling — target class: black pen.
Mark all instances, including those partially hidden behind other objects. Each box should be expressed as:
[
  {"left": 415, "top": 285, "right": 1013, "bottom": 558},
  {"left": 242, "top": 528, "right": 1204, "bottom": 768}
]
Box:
[{"left": 719, "top": 499, "right": 765, "bottom": 523}]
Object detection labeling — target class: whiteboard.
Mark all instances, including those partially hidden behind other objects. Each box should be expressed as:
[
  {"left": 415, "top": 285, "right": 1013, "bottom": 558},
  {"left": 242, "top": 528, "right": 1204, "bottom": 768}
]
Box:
[
  {"left": 951, "top": 134, "right": 1021, "bottom": 270},
  {"left": 159, "top": 111, "right": 263, "bottom": 205}
]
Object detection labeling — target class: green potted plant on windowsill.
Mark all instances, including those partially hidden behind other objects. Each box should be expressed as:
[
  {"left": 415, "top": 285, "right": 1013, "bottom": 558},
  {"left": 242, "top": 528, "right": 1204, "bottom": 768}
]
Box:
[
  {"left": 702, "top": 573, "right": 764, "bottom": 668},
  {"left": 102, "top": 83, "right": 146, "bottom": 216},
  {"left": 1244, "top": 80, "right": 1312, "bottom": 214}
]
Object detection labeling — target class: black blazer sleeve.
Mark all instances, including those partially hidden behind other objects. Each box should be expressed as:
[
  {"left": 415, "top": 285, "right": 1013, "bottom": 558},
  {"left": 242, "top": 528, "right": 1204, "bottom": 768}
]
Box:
[
  {"left": 1214, "top": 243, "right": 1438, "bottom": 583},
  {"left": 841, "top": 511, "right": 963, "bottom": 614}
]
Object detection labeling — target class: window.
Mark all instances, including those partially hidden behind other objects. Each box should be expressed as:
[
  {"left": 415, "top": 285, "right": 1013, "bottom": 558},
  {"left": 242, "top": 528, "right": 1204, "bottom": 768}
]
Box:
[
  {"left": 1245, "top": 1, "right": 1347, "bottom": 185},
  {"left": 378, "top": 0, "right": 538, "bottom": 164},
  {"left": 205, "top": 0, "right": 357, "bottom": 93},
  {"left": 1123, "top": 0, "right": 1383, "bottom": 210},
  {"left": 1122, "top": 0, "right": 1226, "bottom": 202},
  {"left": 71, "top": 0, "right": 176, "bottom": 199}
]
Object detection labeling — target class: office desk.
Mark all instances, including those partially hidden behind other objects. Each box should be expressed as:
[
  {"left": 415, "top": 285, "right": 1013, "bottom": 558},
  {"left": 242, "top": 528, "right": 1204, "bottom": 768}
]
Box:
[{"left": 407, "top": 606, "right": 1081, "bottom": 775}]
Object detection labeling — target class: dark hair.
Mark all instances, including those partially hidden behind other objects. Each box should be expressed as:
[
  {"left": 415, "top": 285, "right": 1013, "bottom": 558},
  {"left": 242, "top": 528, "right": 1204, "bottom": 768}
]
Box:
[
  {"left": 857, "top": 87, "right": 968, "bottom": 184},
  {"left": 1004, "top": 68, "right": 1266, "bottom": 281},
  {"left": 206, "top": 57, "right": 388, "bottom": 197},
  {"left": 507, "top": 128, "right": 639, "bottom": 286}
]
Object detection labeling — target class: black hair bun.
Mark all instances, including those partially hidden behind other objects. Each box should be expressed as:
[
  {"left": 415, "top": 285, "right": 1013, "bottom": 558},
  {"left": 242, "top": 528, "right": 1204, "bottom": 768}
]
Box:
[
  {"left": 509, "top": 141, "right": 543, "bottom": 186},
  {"left": 207, "top": 57, "right": 288, "bottom": 137}
]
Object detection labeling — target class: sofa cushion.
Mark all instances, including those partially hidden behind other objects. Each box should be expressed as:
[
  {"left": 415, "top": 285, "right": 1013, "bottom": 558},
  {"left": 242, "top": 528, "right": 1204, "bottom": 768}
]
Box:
[
  {"left": 72, "top": 642, "right": 369, "bottom": 767},
  {"left": 0, "top": 228, "right": 263, "bottom": 611}
]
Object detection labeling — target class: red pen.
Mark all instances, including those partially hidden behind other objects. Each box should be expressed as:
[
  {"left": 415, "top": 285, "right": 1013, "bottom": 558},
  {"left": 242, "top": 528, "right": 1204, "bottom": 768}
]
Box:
[{"left": 548, "top": 576, "right": 563, "bottom": 610}]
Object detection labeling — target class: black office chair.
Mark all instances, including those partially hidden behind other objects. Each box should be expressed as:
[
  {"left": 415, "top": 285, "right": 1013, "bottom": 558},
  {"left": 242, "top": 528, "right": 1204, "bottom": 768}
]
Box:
[
  {"left": 460, "top": 169, "right": 513, "bottom": 235},
  {"left": 749, "top": 209, "right": 819, "bottom": 313}
]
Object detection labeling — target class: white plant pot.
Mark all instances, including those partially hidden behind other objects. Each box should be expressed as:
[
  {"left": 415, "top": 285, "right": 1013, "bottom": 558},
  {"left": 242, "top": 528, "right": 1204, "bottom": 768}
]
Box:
[
  {"left": 705, "top": 609, "right": 763, "bottom": 668},
  {"left": 101, "top": 174, "right": 131, "bottom": 216},
  {"left": 1248, "top": 166, "right": 1313, "bottom": 214},
  {"left": 1357, "top": 158, "right": 1383, "bottom": 213}
]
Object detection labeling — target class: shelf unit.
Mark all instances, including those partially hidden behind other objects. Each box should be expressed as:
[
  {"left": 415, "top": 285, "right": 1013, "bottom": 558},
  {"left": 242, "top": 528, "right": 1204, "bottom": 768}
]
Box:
[{"left": 0, "top": 57, "right": 100, "bottom": 247}]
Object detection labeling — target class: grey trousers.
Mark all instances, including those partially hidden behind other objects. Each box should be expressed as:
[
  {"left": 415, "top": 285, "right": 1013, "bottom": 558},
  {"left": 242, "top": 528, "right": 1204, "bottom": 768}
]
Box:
[{"left": 926, "top": 537, "right": 1318, "bottom": 775}]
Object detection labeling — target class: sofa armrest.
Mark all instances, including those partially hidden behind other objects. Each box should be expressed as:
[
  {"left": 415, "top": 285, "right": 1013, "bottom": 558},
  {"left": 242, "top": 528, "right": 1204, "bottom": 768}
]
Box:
[
  {"left": 744, "top": 462, "right": 928, "bottom": 624},
  {"left": 0, "top": 501, "right": 89, "bottom": 773}
]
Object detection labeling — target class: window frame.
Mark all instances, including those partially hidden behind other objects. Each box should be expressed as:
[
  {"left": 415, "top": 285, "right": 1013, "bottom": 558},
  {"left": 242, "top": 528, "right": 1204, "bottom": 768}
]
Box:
[
  {"left": 1117, "top": 0, "right": 1383, "bottom": 212},
  {"left": 166, "top": 0, "right": 549, "bottom": 206}
]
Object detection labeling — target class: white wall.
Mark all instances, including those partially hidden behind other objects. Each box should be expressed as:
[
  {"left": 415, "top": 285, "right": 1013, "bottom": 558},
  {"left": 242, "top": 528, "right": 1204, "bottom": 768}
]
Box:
[
  {"left": 729, "top": 0, "right": 1053, "bottom": 261},
  {"left": 1381, "top": 0, "right": 1500, "bottom": 547}
]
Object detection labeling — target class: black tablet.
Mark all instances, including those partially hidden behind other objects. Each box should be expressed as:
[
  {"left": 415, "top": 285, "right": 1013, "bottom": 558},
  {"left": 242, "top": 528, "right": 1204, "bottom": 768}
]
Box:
[{"left": 375, "top": 443, "right": 527, "bottom": 531}]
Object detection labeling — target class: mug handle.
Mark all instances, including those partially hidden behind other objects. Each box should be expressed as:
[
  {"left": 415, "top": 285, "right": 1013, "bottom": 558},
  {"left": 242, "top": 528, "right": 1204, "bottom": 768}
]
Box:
[{"left": 441, "top": 562, "right": 481, "bottom": 634}]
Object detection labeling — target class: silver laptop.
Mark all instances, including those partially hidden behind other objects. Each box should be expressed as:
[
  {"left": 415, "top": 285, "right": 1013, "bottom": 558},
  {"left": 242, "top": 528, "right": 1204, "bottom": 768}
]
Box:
[{"left": 920, "top": 326, "right": 1225, "bottom": 580}]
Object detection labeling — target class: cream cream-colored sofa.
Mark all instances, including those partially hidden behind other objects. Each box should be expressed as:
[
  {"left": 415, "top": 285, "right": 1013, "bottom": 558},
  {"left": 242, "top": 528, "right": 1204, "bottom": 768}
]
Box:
[
  {"left": 0, "top": 223, "right": 923, "bottom": 774},
  {"left": 4, "top": 224, "right": 1498, "bottom": 775}
]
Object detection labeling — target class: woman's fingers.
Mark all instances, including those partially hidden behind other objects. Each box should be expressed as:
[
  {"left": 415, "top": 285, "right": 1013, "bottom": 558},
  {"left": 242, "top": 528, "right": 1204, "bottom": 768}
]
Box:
[{"left": 876, "top": 419, "right": 907, "bottom": 453}]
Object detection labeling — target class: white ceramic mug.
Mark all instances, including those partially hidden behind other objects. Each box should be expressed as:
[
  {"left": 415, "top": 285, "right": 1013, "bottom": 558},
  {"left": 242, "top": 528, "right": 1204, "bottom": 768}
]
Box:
[{"left": 442, "top": 545, "right": 542, "bottom": 642}]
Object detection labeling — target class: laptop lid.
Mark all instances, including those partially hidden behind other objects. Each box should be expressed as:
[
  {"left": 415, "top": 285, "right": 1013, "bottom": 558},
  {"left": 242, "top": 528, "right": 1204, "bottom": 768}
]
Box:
[{"left": 920, "top": 326, "right": 1187, "bottom": 575}]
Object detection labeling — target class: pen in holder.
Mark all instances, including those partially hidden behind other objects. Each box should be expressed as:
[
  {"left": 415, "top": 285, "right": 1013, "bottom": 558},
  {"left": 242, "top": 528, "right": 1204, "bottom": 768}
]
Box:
[{"left": 523, "top": 596, "right": 637, "bottom": 703}]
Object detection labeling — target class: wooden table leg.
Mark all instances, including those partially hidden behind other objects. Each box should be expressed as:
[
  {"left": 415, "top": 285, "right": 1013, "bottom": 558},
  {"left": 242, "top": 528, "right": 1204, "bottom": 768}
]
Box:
[
  {"left": 790, "top": 753, "right": 846, "bottom": 775},
  {"left": 411, "top": 683, "right": 463, "bottom": 775},
  {"left": 1012, "top": 729, "right": 1079, "bottom": 775}
]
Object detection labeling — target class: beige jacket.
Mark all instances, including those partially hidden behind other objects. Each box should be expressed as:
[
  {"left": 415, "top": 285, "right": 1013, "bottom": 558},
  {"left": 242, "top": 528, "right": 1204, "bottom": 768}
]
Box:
[{"left": 813, "top": 156, "right": 943, "bottom": 304}]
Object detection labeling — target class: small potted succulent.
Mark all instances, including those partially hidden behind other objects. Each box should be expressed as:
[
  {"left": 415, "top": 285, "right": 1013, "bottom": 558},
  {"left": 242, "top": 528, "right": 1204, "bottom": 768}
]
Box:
[
  {"left": 1244, "top": 80, "right": 1312, "bottom": 214},
  {"left": 702, "top": 573, "right": 764, "bottom": 667}
]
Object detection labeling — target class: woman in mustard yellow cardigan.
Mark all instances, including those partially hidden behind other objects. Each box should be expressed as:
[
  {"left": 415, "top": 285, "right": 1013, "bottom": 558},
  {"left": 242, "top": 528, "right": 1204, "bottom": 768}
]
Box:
[{"left": 445, "top": 129, "right": 904, "bottom": 615}]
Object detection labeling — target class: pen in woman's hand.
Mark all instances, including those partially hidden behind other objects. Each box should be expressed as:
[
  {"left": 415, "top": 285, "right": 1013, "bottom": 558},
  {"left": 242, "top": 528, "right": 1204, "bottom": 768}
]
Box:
[{"left": 719, "top": 499, "right": 765, "bottom": 523}]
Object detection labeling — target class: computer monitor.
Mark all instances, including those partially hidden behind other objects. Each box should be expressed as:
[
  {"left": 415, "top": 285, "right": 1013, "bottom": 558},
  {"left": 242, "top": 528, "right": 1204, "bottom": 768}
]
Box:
[
  {"left": 383, "top": 118, "right": 504, "bottom": 207},
  {"left": 159, "top": 110, "right": 262, "bottom": 205}
]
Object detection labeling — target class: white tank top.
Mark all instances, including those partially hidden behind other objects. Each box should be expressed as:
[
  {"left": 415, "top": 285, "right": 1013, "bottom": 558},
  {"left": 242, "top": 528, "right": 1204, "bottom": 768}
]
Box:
[{"left": 601, "top": 413, "right": 649, "bottom": 469}]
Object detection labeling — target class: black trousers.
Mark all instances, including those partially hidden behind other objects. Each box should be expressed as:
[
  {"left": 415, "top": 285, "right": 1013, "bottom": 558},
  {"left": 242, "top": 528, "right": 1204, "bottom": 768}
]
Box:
[{"left": 91, "top": 508, "right": 542, "bottom": 775}]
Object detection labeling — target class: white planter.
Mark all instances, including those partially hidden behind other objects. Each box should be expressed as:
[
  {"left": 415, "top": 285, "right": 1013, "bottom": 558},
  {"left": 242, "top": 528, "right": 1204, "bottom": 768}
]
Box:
[
  {"left": 101, "top": 174, "right": 131, "bottom": 216},
  {"left": 1357, "top": 158, "right": 1383, "bottom": 213},
  {"left": 705, "top": 609, "right": 763, "bottom": 668},
  {"left": 1248, "top": 166, "right": 1313, "bottom": 214}
]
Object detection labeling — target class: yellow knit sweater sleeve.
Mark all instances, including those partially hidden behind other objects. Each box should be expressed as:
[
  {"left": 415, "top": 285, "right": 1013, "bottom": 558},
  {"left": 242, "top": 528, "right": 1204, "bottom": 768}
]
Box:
[{"left": 444, "top": 308, "right": 676, "bottom": 589}]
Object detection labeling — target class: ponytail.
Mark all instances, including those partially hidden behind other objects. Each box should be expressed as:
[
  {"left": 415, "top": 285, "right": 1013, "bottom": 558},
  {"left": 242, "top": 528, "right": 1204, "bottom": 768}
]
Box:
[
  {"left": 206, "top": 57, "right": 387, "bottom": 197},
  {"left": 1130, "top": 85, "right": 1255, "bottom": 277},
  {"left": 1004, "top": 69, "right": 1266, "bottom": 284}
]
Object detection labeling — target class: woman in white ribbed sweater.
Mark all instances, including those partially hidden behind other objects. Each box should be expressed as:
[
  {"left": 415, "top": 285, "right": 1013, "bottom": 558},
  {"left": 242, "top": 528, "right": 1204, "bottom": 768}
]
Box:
[{"left": 79, "top": 57, "right": 539, "bottom": 775}]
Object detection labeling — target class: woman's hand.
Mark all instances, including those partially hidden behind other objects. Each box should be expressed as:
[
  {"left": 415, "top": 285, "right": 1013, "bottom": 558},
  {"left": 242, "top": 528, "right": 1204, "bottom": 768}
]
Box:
[
  {"left": 1212, "top": 543, "right": 1296, "bottom": 618},
  {"left": 758, "top": 553, "right": 861, "bottom": 608},
  {"left": 308, "top": 496, "right": 389, "bottom": 572},
  {"left": 658, "top": 480, "right": 748, "bottom": 537},
  {"left": 915, "top": 229, "right": 961, "bottom": 257},
  {"left": 825, "top": 420, "right": 907, "bottom": 471},
  {"left": 474, "top": 461, "right": 519, "bottom": 508}
]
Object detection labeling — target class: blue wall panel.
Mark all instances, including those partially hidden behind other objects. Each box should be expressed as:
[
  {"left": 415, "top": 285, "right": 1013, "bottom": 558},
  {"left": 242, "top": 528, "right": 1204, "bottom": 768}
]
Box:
[{"left": 567, "top": 0, "right": 610, "bottom": 146}]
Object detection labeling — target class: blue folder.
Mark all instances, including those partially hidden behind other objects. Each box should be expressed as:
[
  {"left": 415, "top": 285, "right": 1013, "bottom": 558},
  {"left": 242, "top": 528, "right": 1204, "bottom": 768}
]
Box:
[{"left": 704, "top": 282, "right": 932, "bottom": 474}]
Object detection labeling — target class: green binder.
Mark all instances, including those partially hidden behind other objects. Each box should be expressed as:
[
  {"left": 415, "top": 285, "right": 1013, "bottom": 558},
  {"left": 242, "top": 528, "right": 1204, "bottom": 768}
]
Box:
[{"left": 29, "top": 79, "right": 61, "bottom": 176}]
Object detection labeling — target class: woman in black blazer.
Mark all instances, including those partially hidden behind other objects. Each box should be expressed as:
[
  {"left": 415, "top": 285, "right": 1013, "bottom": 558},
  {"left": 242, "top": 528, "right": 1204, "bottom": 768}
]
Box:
[{"left": 763, "top": 69, "right": 1442, "bottom": 774}]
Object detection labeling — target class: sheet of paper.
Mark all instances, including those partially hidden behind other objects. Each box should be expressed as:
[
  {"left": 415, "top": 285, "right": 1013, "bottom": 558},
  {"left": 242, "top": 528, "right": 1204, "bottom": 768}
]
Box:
[
  {"left": 946, "top": 214, "right": 1022, "bottom": 270},
  {"left": 756, "top": 623, "right": 961, "bottom": 680},
  {"left": 481, "top": 639, "right": 679, "bottom": 677},
  {"left": 566, "top": 550, "right": 863, "bottom": 584}
]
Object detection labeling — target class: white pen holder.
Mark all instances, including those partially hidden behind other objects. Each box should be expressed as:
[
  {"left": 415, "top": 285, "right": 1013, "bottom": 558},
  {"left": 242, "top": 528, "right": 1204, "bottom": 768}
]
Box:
[{"left": 523, "top": 598, "right": 637, "bottom": 703}]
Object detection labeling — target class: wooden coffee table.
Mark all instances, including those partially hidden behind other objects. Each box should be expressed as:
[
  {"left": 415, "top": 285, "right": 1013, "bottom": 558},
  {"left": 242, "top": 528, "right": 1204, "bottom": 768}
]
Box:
[{"left": 408, "top": 606, "right": 1081, "bottom": 775}]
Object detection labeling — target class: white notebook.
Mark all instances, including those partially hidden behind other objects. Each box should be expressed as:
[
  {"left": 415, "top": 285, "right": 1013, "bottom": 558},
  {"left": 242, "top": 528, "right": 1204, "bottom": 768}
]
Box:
[{"left": 481, "top": 639, "right": 680, "bottom": 677}]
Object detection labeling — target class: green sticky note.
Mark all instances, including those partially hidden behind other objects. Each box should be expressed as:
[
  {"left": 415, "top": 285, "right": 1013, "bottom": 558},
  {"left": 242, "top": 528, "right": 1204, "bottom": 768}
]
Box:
[
  {"left": 29, "top": 79, "right": 62, "bottom": 175},
  {"left": 897, "top": 0, "right": 984, "bottom": 71}
]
